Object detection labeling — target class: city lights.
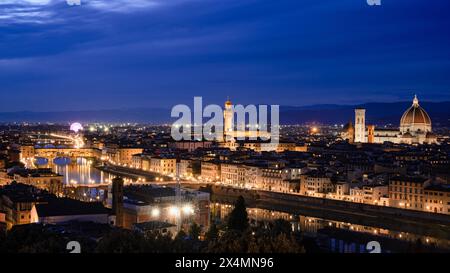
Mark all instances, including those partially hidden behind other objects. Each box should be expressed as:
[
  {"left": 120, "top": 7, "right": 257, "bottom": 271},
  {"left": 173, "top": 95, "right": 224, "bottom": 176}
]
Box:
[
  {"left": 1, "top": 0, "right": 449, "bottom": 258},
  {"left": 182, "top": 204, "right": 194, "bottom": 215},
  {"left": 151, "top": 208, "right": 160, "bottom": 218},
  {"left": 169, "top": 206, "right": 180, "bottom": 217}
]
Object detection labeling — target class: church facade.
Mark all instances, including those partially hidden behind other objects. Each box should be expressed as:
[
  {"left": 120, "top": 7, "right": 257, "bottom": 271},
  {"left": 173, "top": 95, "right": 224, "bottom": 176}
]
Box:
[{"left": 342, "top": 95, "right": 438, "bottom": 145}]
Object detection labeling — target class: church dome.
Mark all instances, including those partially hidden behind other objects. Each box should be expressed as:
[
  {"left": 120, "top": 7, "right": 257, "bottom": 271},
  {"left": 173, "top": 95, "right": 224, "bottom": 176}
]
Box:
[{"left": 400, "top": 95, "right": 432, "bottom": 134}]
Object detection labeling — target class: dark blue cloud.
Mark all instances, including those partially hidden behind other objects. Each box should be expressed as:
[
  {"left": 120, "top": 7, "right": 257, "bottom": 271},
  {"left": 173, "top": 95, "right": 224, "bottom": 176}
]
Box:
[{"left": 0, "top": 0, "right": 449, "bottom": 111}]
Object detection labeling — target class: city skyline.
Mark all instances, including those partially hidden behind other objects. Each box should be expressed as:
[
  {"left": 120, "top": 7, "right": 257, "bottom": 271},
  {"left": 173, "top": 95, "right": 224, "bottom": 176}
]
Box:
[
  {"left": 1, "top": 0, "right": 450, "bottom": 259},
  {"left": 1, "top": 0, "right": 450, "bottom": 111}
]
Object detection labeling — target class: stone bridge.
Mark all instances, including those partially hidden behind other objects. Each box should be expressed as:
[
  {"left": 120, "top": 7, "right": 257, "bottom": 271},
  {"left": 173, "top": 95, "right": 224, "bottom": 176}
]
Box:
[{"left": 34, "top": 148, "right": 102, "bottom": 160}]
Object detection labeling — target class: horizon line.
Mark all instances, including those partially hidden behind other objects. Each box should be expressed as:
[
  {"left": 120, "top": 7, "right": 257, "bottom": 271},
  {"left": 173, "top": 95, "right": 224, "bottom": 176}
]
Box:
[{"left": 1, "top": 99, "right": 450, "bottom": 114}]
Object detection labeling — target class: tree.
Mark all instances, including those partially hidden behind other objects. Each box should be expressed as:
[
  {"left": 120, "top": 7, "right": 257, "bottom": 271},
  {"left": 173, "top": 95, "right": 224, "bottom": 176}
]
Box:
[
  {"left": 189, "top": 223, "right": 201, "bottom": 240},
  {"left": 95, "top": 230, "right": 147, "bottom": 253},
  {"left": 269, "top": 233, "right": 304, "bottom": 253},
  {"left": 4, "top": 224, "right": 67, "bottom": 253},
  {"left": 270, "top": 219, "right": 292, "bottom": 236},
  {"left": 227, "top": 196, "right": 249, "bottom": 232},
  {"left": 205, "top": 230, "right": 245, "bottom": 253},
  {"left": 175, "top": 229, "right": 188, "bottom": 241},
  {"left": 205, "top": 223, "right": 219, "bottom": 242}
]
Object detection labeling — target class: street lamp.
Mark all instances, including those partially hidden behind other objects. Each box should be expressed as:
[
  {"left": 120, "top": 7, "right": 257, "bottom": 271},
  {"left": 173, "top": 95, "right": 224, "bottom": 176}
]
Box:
[{"left": 151, "top": 208, "right": 160, "bottom": 218}]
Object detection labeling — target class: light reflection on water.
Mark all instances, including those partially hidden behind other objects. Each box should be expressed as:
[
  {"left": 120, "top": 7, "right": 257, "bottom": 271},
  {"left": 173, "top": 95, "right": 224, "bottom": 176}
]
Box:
[
  {"left": 211, "top": 203, "right": 450, "bottom": 252},
  {"left": 29, "top": 157, "right": 450, "bottom": 252},
  {"left": 35, "top": 157, "right": 114, "bottom": 185}
]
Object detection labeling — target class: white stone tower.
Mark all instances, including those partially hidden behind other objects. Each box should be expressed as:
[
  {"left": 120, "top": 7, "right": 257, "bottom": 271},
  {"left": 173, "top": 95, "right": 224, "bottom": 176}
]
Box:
[
  {"left": 355, "top": 108, "right": 366, "bottom": 143},
  {"left": 224, "top": 99, "right": 233, "bottom": 137}
]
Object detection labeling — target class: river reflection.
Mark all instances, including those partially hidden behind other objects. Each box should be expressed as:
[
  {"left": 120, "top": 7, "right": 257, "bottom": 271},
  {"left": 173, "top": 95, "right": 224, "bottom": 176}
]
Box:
[
  {"left": 211, "top": 203, "right": 450, "bottom": 253},
  {"left": 23, "top": 157, "right": 450, "bottom": 252},
  {"left": 35, "top": 157, "right": 115, "bottom": 185}
]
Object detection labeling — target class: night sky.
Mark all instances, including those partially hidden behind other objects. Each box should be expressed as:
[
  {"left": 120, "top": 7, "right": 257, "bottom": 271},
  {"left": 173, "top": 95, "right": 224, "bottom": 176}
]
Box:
[{"left": 1, "top": 0, "right": 450, "bottom": 112}]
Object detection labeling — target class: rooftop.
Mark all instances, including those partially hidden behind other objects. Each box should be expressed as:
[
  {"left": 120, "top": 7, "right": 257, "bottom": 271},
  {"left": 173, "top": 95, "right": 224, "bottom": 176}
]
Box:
[
  {"left": 0, "top": 182, "right": 55, "bottom": 203},
  {"left": 390, "top": 175, "right": 428, "bottom": 184},
  {"left": 124, "top": 185, "right": 176, "bottom": 204},
  {"left": 425, "top": 184, "right": 450, "bottom": 193},
  {"left": 35, "top": 198, "right": 110, "bottom": 217},
  {"left": 12, "top": 168, "right": 62, "bottom": 178}
]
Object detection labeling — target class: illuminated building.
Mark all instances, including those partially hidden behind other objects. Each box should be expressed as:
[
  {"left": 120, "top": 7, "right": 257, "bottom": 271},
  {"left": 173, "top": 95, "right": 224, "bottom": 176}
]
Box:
[
  {"left": 389, "top": 176, "right": 427, "bottom": 210},
  {"left": 367, "top": 125, "right": 375, "bottom": 144},
  {"left": 118, "top": 148, "right": 144, "bottom": 166},
  {"left": 104, "top": 147, "right": 143, "bottom": 166},
  {"left": 13, "top": 168, "right": 63, "bottom": 195},
  {"left": 342, "top": 96, "right": 438, "bottom": 144},
  {"left": 334, "top": 182, "right": 350, "bottom": 200},
  {"left": 0, "top": 211, "right": 5, "bottom": 232},
  {"left": 299, "top": 171, "right": 334, "bottom": 197},
  {"left": 354, "top": 108, "right": 366, "bottom": 143},
  {"left": 30, "top": 198, "right": 111, "bottom": 225},
  {"left": 400, "top": 95, "right": 432, "bottom": 134},
  {"left": 222, "top": 99, "right": 271, "bottom": 142},
  {"left": 177, "top": 159, "right": 193, "bottom": 178},
  {"left": 220, "top": 163, "right": 247, "bottom": 187},
  {"left": 108, "top": 185, "right": 210, "bottom": 231},
  {"left": 150, "top": 156, "right": 176, "bottom": 175},
  {"left": 0, "top": 182, "right": 55, "bottom": 229},
  {"left": 389, "top": 176, "right": 450, "bottom": 215},
  {"left": 131, "top": 154, "right": 143, "bottom": 169},
  {"left": 200, "top": 161, "right": 221, "bottom": 183},
  {"left": 224, "top": 99, "right": 233, "bottom": 136},
  {"left": 20, "top": 145, "right": 35, "bottom": 161},
  {"left": 424, "top": 183, "right": 450, "bottom": 214},
  {"left": 169, "top": 141, "right": 213, "bottom": 152},
  {"left": 341, "top": 122, "right": 355, "bottom": 144},
  {"left": 362, "top": 184, "right": 389, "bottom": 205}
]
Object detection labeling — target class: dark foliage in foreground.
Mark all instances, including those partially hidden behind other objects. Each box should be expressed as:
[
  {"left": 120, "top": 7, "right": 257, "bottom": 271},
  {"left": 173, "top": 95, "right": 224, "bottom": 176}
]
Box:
[
  {"left": 0, "top": 224, "right": 95, "bottom": 253},
  {"left": 0, "top": 196, "right": 309, "bottom": 253}
]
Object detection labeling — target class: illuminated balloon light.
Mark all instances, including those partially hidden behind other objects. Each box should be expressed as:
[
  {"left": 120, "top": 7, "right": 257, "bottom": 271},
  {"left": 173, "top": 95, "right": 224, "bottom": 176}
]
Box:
[{"left": 70, "top": 122, "right": 84, "bottom": 133}]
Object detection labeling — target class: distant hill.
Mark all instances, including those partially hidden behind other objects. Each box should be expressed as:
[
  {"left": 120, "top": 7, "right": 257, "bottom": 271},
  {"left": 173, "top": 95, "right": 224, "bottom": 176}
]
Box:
[
  {"left": 280, "top": 101, "right": 450, "bottom": 126},
  {"left": 0, "top": 101, "right": 449, "bottom": 126},
  {"left": 0, "top": 108, "right": 170, "bottom": 124}
]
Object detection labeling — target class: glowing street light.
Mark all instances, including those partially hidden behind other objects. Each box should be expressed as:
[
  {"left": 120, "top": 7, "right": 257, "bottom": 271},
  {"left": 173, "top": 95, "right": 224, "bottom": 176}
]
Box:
[
  {"left": 182, "top": 204, "right": 194, "bottom": 215},
  {"left": 151, "top": 208, "right": 160, "bottom": 218},
  {"left": 169, "top": 206, "right": 180, "bottom": 218}
]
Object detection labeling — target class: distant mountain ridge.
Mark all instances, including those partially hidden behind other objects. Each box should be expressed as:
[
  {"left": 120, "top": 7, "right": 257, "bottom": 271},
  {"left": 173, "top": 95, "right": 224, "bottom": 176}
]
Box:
[
  {"left": 0, "top": 101, "right": 449, "bottom": 126},
  {"left": 281, "top": 101, "right": 450, "bottom": 126}
]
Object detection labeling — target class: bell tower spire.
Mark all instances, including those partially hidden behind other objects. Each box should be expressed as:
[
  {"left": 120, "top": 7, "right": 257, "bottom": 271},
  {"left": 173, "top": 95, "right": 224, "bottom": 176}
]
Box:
[{"left": 224, "top": 97, "right": 233, "bottom": 138}]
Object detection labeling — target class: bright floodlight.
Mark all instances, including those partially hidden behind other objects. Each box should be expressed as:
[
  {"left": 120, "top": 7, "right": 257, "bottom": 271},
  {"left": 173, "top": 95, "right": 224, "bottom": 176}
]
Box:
[
  {"left": 151, "top": 208, "right": 160, "bottom": 217},
  {"left": 169, "top": 206, "right": 180, "bottom": 217},
  {"left": 182, "top": 204, "right": 194, "bottom": 215},
  {"left": 70, "top": 122, "right": 83, "bottom": 133}
]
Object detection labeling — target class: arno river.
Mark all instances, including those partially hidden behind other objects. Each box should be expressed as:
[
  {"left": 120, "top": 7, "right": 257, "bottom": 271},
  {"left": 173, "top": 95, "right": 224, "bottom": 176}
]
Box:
[
  {"left": 35, "top": 157, "right": 115, "bottom": 185},
  {"left": 211, "top": 202, "right": 450, "bottom": 253},
  {"left": 34, "top": 157, "right": 450, "bottom": 253}
]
